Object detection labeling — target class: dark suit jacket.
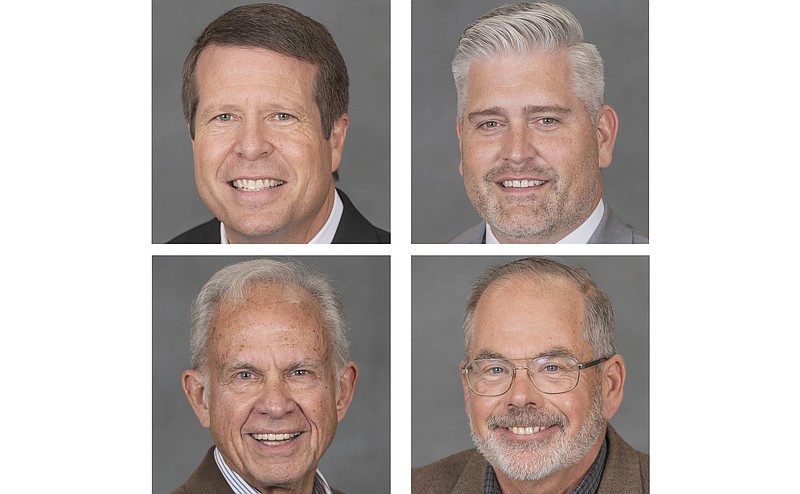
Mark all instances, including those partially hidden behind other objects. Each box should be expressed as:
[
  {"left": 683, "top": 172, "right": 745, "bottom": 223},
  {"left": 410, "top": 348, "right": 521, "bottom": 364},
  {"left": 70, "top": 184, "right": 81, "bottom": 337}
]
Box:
[
  {"left": 171, "top": 447, "right": 345, "bottom": 494},
  {"left": 168, "top": 189, "right": 389, "bottom": 244},
  {"left": 449, "top": 203, "right": 648, "bottom": 244},
  {"left": 411, "top": 425, "right": 648, "bottom": 494}
]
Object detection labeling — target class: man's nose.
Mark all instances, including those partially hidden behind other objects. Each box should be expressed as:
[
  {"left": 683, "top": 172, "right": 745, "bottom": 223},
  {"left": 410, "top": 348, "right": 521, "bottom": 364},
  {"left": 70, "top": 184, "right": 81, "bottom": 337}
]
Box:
[
  {"left": 254, "top": 377, "right": 298, "bottom": 417},
  {"left": 504, "top": 367, "right": 545, "bottom": 408},
  {"left": 503, "top": 123, "right": 536, "bottom": 164},
  {"left": 234, "top": 118, "right": 274, "bottom": 161}
]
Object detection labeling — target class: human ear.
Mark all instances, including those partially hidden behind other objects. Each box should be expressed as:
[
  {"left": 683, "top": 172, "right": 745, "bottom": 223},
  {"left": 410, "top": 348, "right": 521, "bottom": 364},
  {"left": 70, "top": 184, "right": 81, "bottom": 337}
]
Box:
[
  {"left": 182, "top": 369, "right": 211, "bottom": 429},
  {"left": 329, "top": 113, "right": 350, "bottom": 174},
  {"left": 600, "top": 354, "right": 626, "bottom": 420},
  {"left": 596, "top": 105, "right": 619, "bottom": 170},
  {"left": 335, "top": 362, "right": 359, "bottom": 422},
  {"left": 456, "top": 118, "right": 465, "bottom": 176}
]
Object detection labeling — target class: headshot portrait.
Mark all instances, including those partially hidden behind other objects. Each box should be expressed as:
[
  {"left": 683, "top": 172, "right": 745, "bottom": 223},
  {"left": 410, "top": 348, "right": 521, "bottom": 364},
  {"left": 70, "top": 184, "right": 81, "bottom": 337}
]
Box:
[
  {"left": 153, "top": 1, "right": 390, "bottom": 244},
  {"left": 412, "top": 1, "right": 648, "bottom": 243},
  {"left": 411, "top": 256, "right": 648, "bottom": 492},
  {"left": 153, "top": 256, "right": 390, "bottom": 493}
]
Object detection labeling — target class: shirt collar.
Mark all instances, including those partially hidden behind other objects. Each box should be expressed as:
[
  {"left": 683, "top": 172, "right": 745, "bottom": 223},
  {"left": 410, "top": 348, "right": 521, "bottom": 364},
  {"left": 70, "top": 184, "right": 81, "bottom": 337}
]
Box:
[
  {"left": 484, "top": 199, "right": 604, "bottom": 244},
  {"left": 482, "top": 435, "right": 608, "bottom": 494},
  {"left": 219, "top": 189, "right": 343, "bottom": 244},
  {"left": 213, "top": 447, "right": 333, "bottom": 494}
]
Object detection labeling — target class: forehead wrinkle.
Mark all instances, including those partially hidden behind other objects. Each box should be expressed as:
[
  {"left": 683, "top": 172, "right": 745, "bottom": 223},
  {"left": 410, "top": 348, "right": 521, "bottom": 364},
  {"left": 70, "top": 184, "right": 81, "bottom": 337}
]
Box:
[
  {"left": 472, "top": 345, "right": 578, "bottom": 361},
  {"left": 209, "top": 285, "right": 331, "bottom": 357},
  {"left": 196, "top": 47, "right": 318, "bottom": 113},
  {"left": 471, "top": 274, "right": 589, "bottom": 354},
  {"left": 200, "top": 87, "right": 308, "bottom": 116}
]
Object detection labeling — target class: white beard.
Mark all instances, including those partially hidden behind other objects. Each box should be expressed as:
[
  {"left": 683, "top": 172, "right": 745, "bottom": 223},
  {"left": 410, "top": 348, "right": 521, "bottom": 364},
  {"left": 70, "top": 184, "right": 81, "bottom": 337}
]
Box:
[{"left": 469, "top": 389, "right": 605, "bottom": 482}]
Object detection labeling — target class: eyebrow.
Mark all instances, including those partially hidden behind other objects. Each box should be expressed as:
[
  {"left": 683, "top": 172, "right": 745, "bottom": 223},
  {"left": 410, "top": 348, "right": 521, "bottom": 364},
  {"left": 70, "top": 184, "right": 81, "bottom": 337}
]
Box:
[
  {"left": 286, "top": 357, "right": 326, "bottom": 372},
  {"left": 467, "top": 107, "right": 506, "bottom": 122},
  {"left": 221, "top": 357, "right": 326, "bottom": 373},
  {"left": 467, "top": 104, "right": 572, "bottom": 122},
  {"left": 522, "top": 104, "right": 572, "bottom": 116},
  {"left": 220, "top": 360, "right": 259, "bottom": 373}
]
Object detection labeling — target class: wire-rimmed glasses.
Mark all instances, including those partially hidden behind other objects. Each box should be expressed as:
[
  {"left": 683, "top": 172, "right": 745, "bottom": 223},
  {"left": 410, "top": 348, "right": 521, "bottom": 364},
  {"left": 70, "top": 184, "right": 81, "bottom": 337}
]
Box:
[{"left": 462, "top": 355, "right": 609, "bottom": 396}]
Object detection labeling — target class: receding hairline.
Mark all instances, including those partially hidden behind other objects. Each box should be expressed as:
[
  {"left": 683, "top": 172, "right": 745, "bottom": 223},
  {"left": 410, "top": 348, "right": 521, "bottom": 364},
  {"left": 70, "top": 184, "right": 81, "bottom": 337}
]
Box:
[
  {"left": 465, "top": 269, "right": 590, "bottom": 347},
  {"left": 203, "top": 282, "right": 334, "bottom": 366}
]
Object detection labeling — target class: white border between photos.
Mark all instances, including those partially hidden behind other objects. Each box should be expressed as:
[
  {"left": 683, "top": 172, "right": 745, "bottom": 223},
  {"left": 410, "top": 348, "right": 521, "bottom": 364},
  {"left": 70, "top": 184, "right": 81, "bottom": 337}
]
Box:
[{"left": 5, "top": 0, "right": 800, "bottom": 492}]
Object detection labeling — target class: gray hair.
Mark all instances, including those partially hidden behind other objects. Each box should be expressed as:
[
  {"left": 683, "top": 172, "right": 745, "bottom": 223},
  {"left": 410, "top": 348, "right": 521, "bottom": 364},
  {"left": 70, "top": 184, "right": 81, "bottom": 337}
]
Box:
[
  {"left": 189, "top": 259, "right": 350, "bottom": 379},
  {"left": 463, "top": 257, "right": 615, "bottom": 359},
  {"left": 452, "top": 2, "right": 605, "bottom": 122}
]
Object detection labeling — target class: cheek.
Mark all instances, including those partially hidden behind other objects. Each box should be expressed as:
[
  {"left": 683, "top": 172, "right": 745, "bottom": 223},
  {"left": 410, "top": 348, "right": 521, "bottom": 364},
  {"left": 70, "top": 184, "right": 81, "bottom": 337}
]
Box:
[
  {"left": 299, "top": 402, "right": 335, "bottom": 441},
  {"left": 466, "top": 396, "right": 497, "bottom": 429},
  {"left": 553, "top": 395, "right": 591, "bottom": 428},
  {"left": 462, "top": 138, "right": 492, "bottom": 166},
  {"left": 212, "top": 392, "right": 253, "bottom": 427},
  {"left": 194, "top": 137, "right": 230, "bottom": 173}
]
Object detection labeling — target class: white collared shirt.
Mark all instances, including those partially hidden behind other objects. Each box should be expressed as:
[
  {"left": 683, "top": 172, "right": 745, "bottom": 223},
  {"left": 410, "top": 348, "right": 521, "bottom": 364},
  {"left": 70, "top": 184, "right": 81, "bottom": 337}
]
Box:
[
  {"left": 220, "top": 190, "right": 344, "bottom": 244},
  {"left": 485, "top": 199, "right": 604, "bottom": 244},
  {"left": 213, "top": 447, "right": 334, "bottom": 494}
]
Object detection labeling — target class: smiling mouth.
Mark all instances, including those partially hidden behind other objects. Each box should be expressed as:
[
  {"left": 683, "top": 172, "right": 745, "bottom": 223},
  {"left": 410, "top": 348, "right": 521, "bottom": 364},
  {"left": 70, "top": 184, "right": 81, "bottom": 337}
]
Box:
[
  {"left": 501, "top": 179, "right": 546, "bottom": 188},
  {"left": 508, "top": 425, "right": 554, "bottom": 435},
  {"left": 251, "top": 432, "right": 301, "bottom": 445},
  {"left": 231, "top": 179, "right": 285, "bottom": 192}
]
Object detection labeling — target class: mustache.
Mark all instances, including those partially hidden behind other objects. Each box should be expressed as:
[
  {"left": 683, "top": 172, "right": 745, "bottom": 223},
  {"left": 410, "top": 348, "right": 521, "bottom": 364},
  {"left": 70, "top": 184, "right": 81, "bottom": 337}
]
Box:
[
  {"left": 483, "top": 163, "right": 556, "bottom": 183},
  {"left": 487, "top": 407, "right": 567, "bottom": 430}
]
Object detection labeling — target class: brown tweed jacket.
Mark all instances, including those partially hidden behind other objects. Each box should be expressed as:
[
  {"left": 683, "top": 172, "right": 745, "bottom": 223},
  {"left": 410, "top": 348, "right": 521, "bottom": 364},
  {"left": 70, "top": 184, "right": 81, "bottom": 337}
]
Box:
[
  {"left": 170, "top": 447, "right": 345, "bottom": 494},
  {"left": 411, "top": 425, "right": 648, "bottom": 494}
]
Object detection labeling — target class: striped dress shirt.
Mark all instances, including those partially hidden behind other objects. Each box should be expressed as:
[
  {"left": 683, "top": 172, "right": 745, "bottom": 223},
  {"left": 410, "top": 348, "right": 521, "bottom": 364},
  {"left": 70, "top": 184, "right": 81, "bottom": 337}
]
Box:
[{"left": 214, "top": 447, "right": 334, "bottom": 494}]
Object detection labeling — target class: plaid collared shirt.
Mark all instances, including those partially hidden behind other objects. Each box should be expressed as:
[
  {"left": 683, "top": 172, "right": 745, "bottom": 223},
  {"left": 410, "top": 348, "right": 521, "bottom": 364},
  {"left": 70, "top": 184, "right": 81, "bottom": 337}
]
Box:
[
  {"left": 482, "top": 437, "right": 608, "bottom": 494},
  {"left": 213, "top": 447, "right": 333, "bottom": 494}
]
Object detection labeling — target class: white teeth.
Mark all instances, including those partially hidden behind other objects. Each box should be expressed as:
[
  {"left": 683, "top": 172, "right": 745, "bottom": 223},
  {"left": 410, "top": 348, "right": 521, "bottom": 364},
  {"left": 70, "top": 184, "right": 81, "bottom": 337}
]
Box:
[
  {"left": 252, "top": 432, "right": 300, "bottom": 442},
  {"left": 510, "top": 426, "right": 547, "bottom": 435},
  {"left": 232, "top": 179, "right": 285, "bottom": 191},
  {"left": 502, "top": 179, "right": 545, "bottom": 188}
]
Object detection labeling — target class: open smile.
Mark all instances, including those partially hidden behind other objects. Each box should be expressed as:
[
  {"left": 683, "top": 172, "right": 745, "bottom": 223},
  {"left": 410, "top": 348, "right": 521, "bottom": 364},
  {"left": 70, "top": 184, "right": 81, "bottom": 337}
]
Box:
[
  {"left": 500, "top": 179, "right": 547, "bottom": 189},
  {"left": 231, "top": 178, "right": 285, "bottom": 192},
  {"left": 508, "top": 425, "right": 555, "bottom": 435},
  {"left": 250, "top": 432, "right": 302, "bottom": 445}
]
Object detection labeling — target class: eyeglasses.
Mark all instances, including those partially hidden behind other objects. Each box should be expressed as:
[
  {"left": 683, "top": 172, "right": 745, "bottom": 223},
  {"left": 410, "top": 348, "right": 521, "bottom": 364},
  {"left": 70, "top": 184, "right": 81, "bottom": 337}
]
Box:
[{"left": 462, "top": 356, "right": 609, "bottom": 396}]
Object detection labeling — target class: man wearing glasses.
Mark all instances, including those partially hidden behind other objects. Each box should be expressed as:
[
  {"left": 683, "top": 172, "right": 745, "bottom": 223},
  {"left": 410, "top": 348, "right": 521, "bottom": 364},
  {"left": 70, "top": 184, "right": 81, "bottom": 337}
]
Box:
[{"left": 412, "top": 257, "right": 648, "bottom": 493}]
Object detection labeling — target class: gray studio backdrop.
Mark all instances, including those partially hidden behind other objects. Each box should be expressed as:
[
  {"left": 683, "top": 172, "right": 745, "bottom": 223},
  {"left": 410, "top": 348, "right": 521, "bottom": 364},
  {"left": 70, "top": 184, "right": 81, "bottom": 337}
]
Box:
[
  {"left": 411, "top": 256, "right": 649, "bottom": 467},
  {"left": 412, "top": 0, "right": 649, "bottom": 243},
  {"left": 152, "top": 1, "right": 390, "bottom": 243},
  {"left": 153, "top": 256, "right": 390, "bottom": 493}
]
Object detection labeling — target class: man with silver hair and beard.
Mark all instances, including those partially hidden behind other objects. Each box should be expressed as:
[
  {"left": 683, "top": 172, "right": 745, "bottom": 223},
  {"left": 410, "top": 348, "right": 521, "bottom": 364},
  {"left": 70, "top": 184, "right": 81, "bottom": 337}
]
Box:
[
  {"left": 449, "top": 2, "right": 647, "bottom": 244},
  {"left": 412, "top": 257, "right": 648, "bottom": 493}
]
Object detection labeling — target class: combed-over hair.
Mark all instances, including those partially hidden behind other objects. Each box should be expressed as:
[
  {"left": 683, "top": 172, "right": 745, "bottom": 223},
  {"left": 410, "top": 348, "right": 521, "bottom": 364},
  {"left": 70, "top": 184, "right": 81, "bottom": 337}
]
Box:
[
  {"left": 189, "top": 259, "right": 350, "bottom": 381},
  {"left": 452, "top": 2, "right": 604, "bottom": 121}
]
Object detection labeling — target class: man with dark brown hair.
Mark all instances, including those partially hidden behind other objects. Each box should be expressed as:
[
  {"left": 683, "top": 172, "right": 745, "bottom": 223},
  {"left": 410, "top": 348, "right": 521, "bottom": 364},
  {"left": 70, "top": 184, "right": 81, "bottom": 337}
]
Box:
[{"left": 168, "top": 4, "right": 389, "bottom": 244}]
